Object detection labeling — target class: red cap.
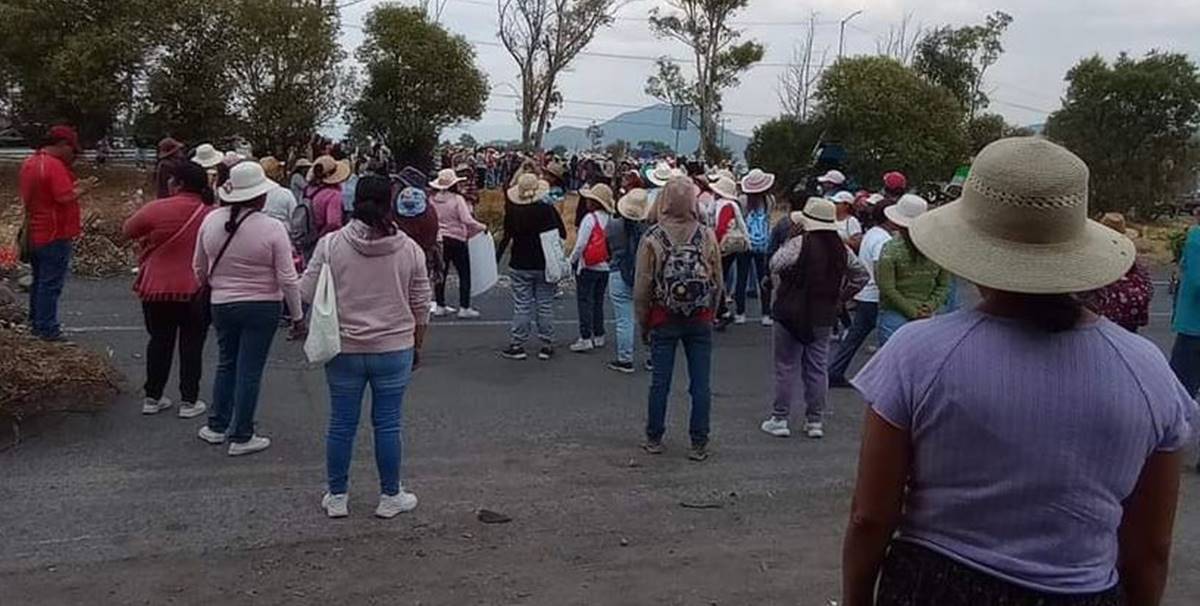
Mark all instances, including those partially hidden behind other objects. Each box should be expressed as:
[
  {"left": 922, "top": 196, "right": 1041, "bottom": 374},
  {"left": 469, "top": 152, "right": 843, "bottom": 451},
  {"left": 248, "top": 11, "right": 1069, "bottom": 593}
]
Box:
[
  {"left": 883, "top": 171, "right": 907, "bottom": 191},
  {"left": 47, "top": 125, "right": 81, "bottom": 152}
]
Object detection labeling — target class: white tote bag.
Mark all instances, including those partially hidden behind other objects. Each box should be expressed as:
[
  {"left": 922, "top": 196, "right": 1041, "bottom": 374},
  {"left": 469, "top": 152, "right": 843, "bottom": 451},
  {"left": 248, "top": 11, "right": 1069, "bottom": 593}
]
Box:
[
  {"left": 304, "top": 238, "right": 342, "bottom": 364},
  {"left": 468, "top": 231, "right": 499, "bottom": 297},
  {"left": 540, "top": 229, "right": 571, "bottom": 284}
]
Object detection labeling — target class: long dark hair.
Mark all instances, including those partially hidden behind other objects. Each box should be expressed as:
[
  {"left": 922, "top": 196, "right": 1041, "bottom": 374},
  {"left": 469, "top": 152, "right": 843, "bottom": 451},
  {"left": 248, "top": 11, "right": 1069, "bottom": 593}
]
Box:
[
  {"left": 746, "top": 192, "right": 768, "bottom": 212},
  {"left": 172, "top": 162, "right": 215, "bottom": 206},
  {"left": 223, "top": 197, "right": 265, "bottom": 233},
  {"left": 353, "top": 175, "right": 398, "bottom": 236},
  {"left": 1005, "top": 293, "right": 1086, "bottom": 333},
  {"left": 787, "top": 230, "right": 847, "bottom": 289}
]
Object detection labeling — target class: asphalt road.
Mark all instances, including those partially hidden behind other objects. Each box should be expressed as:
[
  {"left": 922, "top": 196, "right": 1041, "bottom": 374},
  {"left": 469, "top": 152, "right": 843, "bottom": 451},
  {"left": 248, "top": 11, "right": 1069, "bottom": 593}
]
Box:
[{"left": 1, "top": 275, "right": 1198, "bottom": 605}]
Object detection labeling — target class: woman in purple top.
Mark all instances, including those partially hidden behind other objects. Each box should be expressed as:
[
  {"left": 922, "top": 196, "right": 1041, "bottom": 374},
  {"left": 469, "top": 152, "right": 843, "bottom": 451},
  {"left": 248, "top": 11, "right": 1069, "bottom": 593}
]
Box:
[{"left": 842, "top": 138, "right": 1197, "bottom": 606}]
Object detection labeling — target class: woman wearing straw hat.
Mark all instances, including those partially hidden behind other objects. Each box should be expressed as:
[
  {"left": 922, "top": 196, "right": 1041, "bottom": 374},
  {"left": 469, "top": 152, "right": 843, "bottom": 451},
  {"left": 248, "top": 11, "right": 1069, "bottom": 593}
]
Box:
[
  {"left": 497, "top": 174, "right": 566, "bottom": 361},
  {"left": 428, "top": 168, "right": 487, "bottom": 319},
  {"left": 873, "top": 194, "right": 949, "bottom": 345},
  {"left": 304, "top": 155, "right": 351, "bottom": 242},
  {"left": 568, "top": 183, "right": 615, "bottom": 353},
  {"left": 711, "top": 175, "right": 751, "bottom": 326},
  {"left": 843, "top": 138, "right": 1197, "bottom": 606},
  {"left": 760, "top": 198, "right": 867, "bottom": 440},
  {"left": 605, "top": 188, "right": 651, "bottom": 373},
  {"left": 1077, "top": 213, "right": 1153, "bottom": 333},
  {"left": 741, "top": 169, "right": 776, "bottom": 327},
  {"left": 193, "top": 162, "right": 303, "bottom": 456}
]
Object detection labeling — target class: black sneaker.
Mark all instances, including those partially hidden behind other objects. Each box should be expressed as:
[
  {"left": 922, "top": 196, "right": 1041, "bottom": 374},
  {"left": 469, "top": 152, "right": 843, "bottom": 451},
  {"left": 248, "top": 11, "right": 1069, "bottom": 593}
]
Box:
[
  {"left": 643, "top": 360, "right": 654, "bottom": 372},
  {"left": 642, "top": 440, "right": 664, "bottom": 455},
  {"left": 500, "top": 345, "right": 527, "bottom": 360},
  {"left": 537, "top": 346, "right": 554, "bottom": 361},
  {"left": 688, "top": 442, "right": 710, "bottom": 462},
  {"left": 607, "top": 360, "right": 635, "bottom": 374}
]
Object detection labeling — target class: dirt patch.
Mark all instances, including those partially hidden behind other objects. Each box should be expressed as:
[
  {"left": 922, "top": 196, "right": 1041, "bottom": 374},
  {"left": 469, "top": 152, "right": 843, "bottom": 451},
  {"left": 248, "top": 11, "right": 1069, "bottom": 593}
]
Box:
[{"left": 0, "top": 326, "right": 123, "bottom": 425}]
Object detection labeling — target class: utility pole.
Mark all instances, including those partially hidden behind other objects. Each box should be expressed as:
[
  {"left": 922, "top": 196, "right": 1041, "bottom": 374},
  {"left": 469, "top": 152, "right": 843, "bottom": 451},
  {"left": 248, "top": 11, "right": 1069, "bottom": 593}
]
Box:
[{"left": 839, "top": 10, "right": 864, "bottom": 59}]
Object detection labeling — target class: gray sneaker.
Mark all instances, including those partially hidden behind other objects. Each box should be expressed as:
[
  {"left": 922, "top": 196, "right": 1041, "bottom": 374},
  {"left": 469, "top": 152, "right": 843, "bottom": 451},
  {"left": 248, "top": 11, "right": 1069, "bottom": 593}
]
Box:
[
  {"left": 228, "top": 435, "right": 271, "bottom": 456},
  {"left": 177, "top": 400, "right": 207, "bottom": 419},
  {"left": 322, "top": 493, "right": 349, "bottom": 518},
  {"left": 142, "top": 397, "right": 173, "bottom": 415}
]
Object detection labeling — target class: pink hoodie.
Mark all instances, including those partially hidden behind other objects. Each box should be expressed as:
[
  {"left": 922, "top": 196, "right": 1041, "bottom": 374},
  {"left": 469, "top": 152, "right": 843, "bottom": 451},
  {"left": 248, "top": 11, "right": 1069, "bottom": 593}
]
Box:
[
  {"left": 430, "top": 191, "right": 485, "bottom": 242},
  {"left": 300, "top": 220, "right": 431, "bottom": 353}
]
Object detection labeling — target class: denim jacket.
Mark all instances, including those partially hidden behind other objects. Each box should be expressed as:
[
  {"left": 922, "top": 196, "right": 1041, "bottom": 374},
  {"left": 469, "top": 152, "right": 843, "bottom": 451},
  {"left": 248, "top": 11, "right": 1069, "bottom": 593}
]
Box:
[{"left": 606, "top": 216, "right": 648, "bottom": 287}]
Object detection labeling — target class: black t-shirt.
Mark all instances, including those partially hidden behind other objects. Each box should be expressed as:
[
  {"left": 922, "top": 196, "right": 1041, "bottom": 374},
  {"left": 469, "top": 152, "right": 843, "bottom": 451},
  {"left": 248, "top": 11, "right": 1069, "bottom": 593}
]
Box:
[{"left": 499, "top": 202, "right": 567, "bottom": 271}]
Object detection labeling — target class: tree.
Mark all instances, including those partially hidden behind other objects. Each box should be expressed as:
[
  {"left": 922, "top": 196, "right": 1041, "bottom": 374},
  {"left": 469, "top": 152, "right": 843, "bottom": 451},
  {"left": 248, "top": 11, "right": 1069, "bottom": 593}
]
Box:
[
  {"left": 638, "top": 140, "right": 674, "bottom": 156},
  {"left": 876, "top": 12, "right": 923, "bottom": 65},
  {"left": 777, "top": 12, "right": 827, "bottom": 121},
  {"left": 0, "top": 0, "right": 164, "bottom": 143},
  {"left": 966, "top": 113, "right": 1031, "bottom": 155},
  {"left": 498, "top": 0, "right": 621, "bottom": 150},
  {"left": 133, "top": 0, "right": 241, "bottom": 146},
  {"left": 745, "top": 117, "right": 823, "bottom": 189},
  {"left": 913, "top": 11, "right": 1012, "bottom": 118},
  {"left": 815, "top": 56, "right": 968, "bottom": 187},
  {"left": 1046, "top": 52, "right": 1200, "bottom": 215},
  {"left": 585, "top": 123, "right": 604, "bottom": 150},
  {"left": 645, "top": 0, "right": 764, "bottom": 160},
  {"left": 224, "top": 0, "right": 347, "bottom": 157},
  {"left": 458, "top": 133, "right": 480, "bottom": 148},
  {"left": 605, "top": 139, "right": 630, "bottom": 160},
  {"left": 349, "top": 5, "right": 487, "bottom": 171}
]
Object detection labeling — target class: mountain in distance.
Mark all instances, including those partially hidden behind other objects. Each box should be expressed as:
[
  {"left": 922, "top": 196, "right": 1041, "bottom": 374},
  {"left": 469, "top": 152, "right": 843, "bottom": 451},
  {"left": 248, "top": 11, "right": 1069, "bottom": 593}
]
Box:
[{"left": 542, "top": 104, "right": 751, "bottom": 160}]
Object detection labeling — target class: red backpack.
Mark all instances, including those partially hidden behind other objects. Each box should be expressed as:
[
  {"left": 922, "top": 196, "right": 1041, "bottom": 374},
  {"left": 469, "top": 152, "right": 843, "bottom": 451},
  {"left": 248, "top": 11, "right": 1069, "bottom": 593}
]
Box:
[{"left": 582, "top": 212, "right": 610, "bottom": 266}]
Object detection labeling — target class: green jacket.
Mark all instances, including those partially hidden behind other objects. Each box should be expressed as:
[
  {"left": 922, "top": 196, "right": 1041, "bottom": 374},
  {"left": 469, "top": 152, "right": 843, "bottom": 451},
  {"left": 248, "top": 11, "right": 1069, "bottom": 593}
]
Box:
[{"left": 876, "top": 236, "right": 950, "bottom": 319}]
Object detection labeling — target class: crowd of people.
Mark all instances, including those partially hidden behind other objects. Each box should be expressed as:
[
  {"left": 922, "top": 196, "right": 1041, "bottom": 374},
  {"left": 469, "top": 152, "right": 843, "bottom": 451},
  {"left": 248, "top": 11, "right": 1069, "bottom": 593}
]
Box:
[{"left": 15, "top": 123, "right": 1200, "bottom": 605}]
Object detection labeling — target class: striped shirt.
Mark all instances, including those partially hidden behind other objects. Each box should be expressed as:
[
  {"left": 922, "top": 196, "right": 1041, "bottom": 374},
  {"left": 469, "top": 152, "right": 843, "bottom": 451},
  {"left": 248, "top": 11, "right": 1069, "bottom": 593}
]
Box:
[{"left": 854, "top": 309, "right": 1197, "bottom": 594}]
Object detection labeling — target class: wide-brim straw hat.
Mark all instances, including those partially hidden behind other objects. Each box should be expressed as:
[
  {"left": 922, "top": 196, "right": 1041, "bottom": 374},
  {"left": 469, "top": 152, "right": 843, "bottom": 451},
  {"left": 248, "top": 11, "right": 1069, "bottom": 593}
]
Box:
[
  {"left": 579, "top": 183, "right": 616, "bottom": 214},
  {"left": 544, "top": 161, "right": 566, "bottom": 180},
  {"left": 646, "top": 162, "right": 675, "bottom": 187},
  {"left": 158, "top": 137, "right": 184, "bottom": 160},
  {"left": 793, "top": 197, "right": 839, "bottom": 232},
  {"left": 429, "top": 168, "right": 465, "bottom": 190},
  {"left": 308, "top": 155, "right": 351, "bottom": 185},
  {"left": 618, "top": 188, "right": 650, "bottom": 221},
  {"left": 884, "top": 194, "right": 928, "bottom": 228},
  {"left": 259, "top": 156, "right": 284, "bottom": 181},
  {"left": 507, "top": 173, "right": 550, "bottom": 205},
  {"left": 709, "top": 176, "right": 739, "bottom": 201},
  {"left": 219, "top": 161, "right": 276, "bottom": 204},
  {"left": 191, "top": 143, "right": 224, "bottom": 169},
  {"left": 1100, "top": 212, "right": 1140, "bottom": 239},
  {"left": 740, "top": 169, "right": 775, "bottom": 194},
  {"left": 910, "top": 137, "right": 1135, "bottom": 295}
]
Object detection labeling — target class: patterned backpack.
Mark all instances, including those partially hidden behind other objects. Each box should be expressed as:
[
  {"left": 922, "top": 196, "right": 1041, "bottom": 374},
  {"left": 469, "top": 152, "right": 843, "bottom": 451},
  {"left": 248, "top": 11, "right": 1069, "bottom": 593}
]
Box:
[{"left": 652, "top": 226, "right": 715, "bottom": 318}]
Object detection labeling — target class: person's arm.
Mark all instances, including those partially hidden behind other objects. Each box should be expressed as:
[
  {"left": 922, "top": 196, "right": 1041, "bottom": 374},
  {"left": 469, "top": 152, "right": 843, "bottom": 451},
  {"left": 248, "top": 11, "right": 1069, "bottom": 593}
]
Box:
[
  {"left": 706, "top": 230, "right": 725, "bottom": 303},
  {"left": 876, "top": 245, "right": 920, "bottom": 319},
  {"left": 770, "top": 235, "right": 803, "bottom": 276},
  {"left": 1118, "top": 451, "right": 1183, "bottom": 606},
  {"left": 272, "top": 224, "right": 304, "bottom": 321},
  {"left": 570, "top": 213, "right": 594, "bottom": 265},
  {"left": 299, "top": 235, "right": 328, "bottom": 305},
  {"left": 496, "top": 203, "right": 514, "bottom": 261},
  {"left": 122, "top": 204, "right": 153, "bottom": 242},
  {"left": 924, "top": 269, "right": 952, "bottom": 315},
  {"left": 460, "top": 195, "right": 486, "bottom": 236},
  {"left": 843, "top": 249, "right": 870, "bottom": 303},
  {"left": 842, "top": 409, "right": 912, "bottom": 606},
  {"left": 192, "top": 222, "right": 210, "bottom": 285},
  {"left": 846, "top": 217, "right": 864, "bottom": 253},
  {"left": 633, "top": 236, "right": 656, "bottom": 335},
  {"left": 408, "top": 243, "right": 432, "bottom": 347},
  {"left": 553, "top": 205, "right": 567, "bottom": 238}
]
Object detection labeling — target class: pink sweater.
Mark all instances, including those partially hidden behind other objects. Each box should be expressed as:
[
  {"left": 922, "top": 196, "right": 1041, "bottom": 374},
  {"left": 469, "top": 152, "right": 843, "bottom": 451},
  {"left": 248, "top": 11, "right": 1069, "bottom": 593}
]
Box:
[
  {"left": 193, "top": 207, "right": 303, "bottom": 320},
  {"left": 307, "top": 185, "right": 344, "bottom": 237},
  {"left": 430, "top": 191, "right": 485, "bottom": 242},
  {"left": 300, "top": 220, "right": 431, "bottom": 353}
]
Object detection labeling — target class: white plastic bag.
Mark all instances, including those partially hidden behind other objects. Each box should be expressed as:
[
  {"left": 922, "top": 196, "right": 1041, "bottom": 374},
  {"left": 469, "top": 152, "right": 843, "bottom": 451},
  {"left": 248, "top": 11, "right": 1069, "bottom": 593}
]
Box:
[
  {"left": 468, "top": 231, "right": 499, "bottom": 297},
  {"left": 540, "top": 229, "right": 571, "bottom": 284},
  {"left": 304, "top": 240, "right": 342, "bottom": 364}
]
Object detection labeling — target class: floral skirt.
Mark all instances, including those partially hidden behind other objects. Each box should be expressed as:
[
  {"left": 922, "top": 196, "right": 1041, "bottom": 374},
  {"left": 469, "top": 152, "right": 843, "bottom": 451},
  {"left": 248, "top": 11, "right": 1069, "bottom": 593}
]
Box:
[{"left": 876, "top": 541, "right": 1124, "bottom": 606}]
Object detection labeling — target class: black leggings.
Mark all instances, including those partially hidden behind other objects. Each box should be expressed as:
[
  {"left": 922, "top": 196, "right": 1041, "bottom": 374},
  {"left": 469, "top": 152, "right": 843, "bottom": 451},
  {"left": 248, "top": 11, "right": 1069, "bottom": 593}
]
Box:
[
  {"left": 142, "top": 298, "right": 210, "bottom": 403},
  {"left": 436, "top": 237, "right": 471, "bottom": 308}
]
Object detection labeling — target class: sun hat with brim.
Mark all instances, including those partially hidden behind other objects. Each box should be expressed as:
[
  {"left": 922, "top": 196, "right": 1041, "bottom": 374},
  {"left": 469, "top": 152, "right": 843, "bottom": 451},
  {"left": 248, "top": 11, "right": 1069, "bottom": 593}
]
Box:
[
  {"left": 740, "top": 169, "right": 775, "bottom": 194},
  {"left": 884, "top": 194, "right": 928, "bottom": 228},
  {"left": 219, "top": 161, "right": 276, "bottom": 204},
  {"left": 909, "top": 137, "right": 1135, "bottom": 295},
  {"left": 792, "top": 197, "right": 839, "bottom": 233},
  {"left": 831, "top": 191, "right": 856, "bottom": 205},
  {"left": 617, "top": 188, "right": 650, "bottom": 221},
  {"left": 192, "top": 143, "right": 224, "bottom": 169},
  {"left": 579, "top": 183, "right": 616, "bottom": 214},
  {"left": 308, "top": 155, "right": 351, "bottom": 185},
  {"left": 817, "top": 170, "right": 846, "bottom": 185},
  {"left": 507, "top": 173, "right": 550, "bottom": 205},
  {"left": 429, "top": 168, "right": 465, "bottom": 190},
  {"left": 709, "top": 176, "right": 739, "bottom": 201},
  {"left": 293, "top": 158, "right": 314, "bottom": 170},
  {"left": 646, "top": 162, "right": 675, "bottom": 187},
  {"left": 158, "top": 137, "right": 184, "bottom": 160}
]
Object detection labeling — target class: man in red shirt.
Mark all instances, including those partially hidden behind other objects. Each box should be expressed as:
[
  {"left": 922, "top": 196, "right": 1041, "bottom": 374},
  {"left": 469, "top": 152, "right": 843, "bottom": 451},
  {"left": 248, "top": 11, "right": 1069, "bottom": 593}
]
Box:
[{"left": 20, "top": 125, "right": 97, "bottom": 340}]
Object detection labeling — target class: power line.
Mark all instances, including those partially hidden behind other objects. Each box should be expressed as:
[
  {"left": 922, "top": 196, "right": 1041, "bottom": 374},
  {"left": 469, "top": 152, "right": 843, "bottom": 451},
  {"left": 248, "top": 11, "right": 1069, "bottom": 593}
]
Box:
[
  {"left": 456, "top": 0, "right": 842, "bottom": 27},
  {"left": 488, "top": 92, "right": 774, "bottom": 119}
]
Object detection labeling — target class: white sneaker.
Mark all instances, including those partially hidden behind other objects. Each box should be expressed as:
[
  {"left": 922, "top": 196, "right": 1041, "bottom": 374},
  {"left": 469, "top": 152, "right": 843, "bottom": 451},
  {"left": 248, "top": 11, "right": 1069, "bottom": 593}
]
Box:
[
  {"left": 178, "top": 400, "right": 207, "bottom": 419},
  {"left": 592, "top": 335, "right": 606, "bottom": 348},
  {"left": 197, "top": 425, "right": 226, "bottom": 444},
  {"left": 457, "top": 308, "right": 481, "bottom": 319},
  {"left": 142, "top": 396, "right": 173, "bottom": 415},
  {"left": 761, "top": 417, "right": 791, "bottom": 437},
  {"left": 228, "top": 435, "right": 271, "bottom": 456},
  {"left": 569, "top": 338, "right": 595, "bottom": 353},
  {"left": 734, "top": 314, "right": 747, "bottom": 325},
  {"left": 760, "top": 316, "right": 774, "bottom": 327},
  {"left": 376, "top": 490, "right": 419, "bottom": 518},
  {"left": 322, "top": 493, "right": 349, "bottom": 518},
  {"left": 805, "top": 422, "right": 825, "bottom": 439},
  {"left": 432, "top": 305, "right": 457, "bottom": 317}
]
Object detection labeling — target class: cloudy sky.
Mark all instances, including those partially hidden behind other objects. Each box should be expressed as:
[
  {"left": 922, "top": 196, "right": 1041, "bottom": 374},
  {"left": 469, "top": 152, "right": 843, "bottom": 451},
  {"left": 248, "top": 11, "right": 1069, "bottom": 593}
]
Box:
[{"left": 337, "top": 0, "right": 1200, "bottom": 141}]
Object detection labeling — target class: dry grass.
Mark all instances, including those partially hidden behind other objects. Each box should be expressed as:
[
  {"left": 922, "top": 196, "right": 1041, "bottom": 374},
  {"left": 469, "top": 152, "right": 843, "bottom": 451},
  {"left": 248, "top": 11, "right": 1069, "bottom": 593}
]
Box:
[{"left": 0, "top": 326, "right": 122, "bottom": 423}]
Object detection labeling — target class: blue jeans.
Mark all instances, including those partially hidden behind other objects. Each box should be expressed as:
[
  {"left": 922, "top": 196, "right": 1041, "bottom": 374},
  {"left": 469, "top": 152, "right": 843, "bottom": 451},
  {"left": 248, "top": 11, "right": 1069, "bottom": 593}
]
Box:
[
  {"left": 29, "top": 239, "right": 72, "bottom": 338},
  {"left": 576, "top": 268, "right": 608, "bottom": 340},
  {"left": 647, "top": 321, "right": 713, "bottom": 445},
  {"left": 208, "top": 301, "right": 281, "bottom": 443},
  {"left": 877, "top": 308, "right": 909, "bottom": 346},
  {"left": 1170, "top": 334, "right": 1200, "bottom": 397},
  {"left": 828, "top": 301, "right": 878, "bottom": 383},
  {"left": 608, "top": 272, "right": 635, "bottom": 363},
  {"left": 325, "top": 350, "right": 414, "bottom": 496}
]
